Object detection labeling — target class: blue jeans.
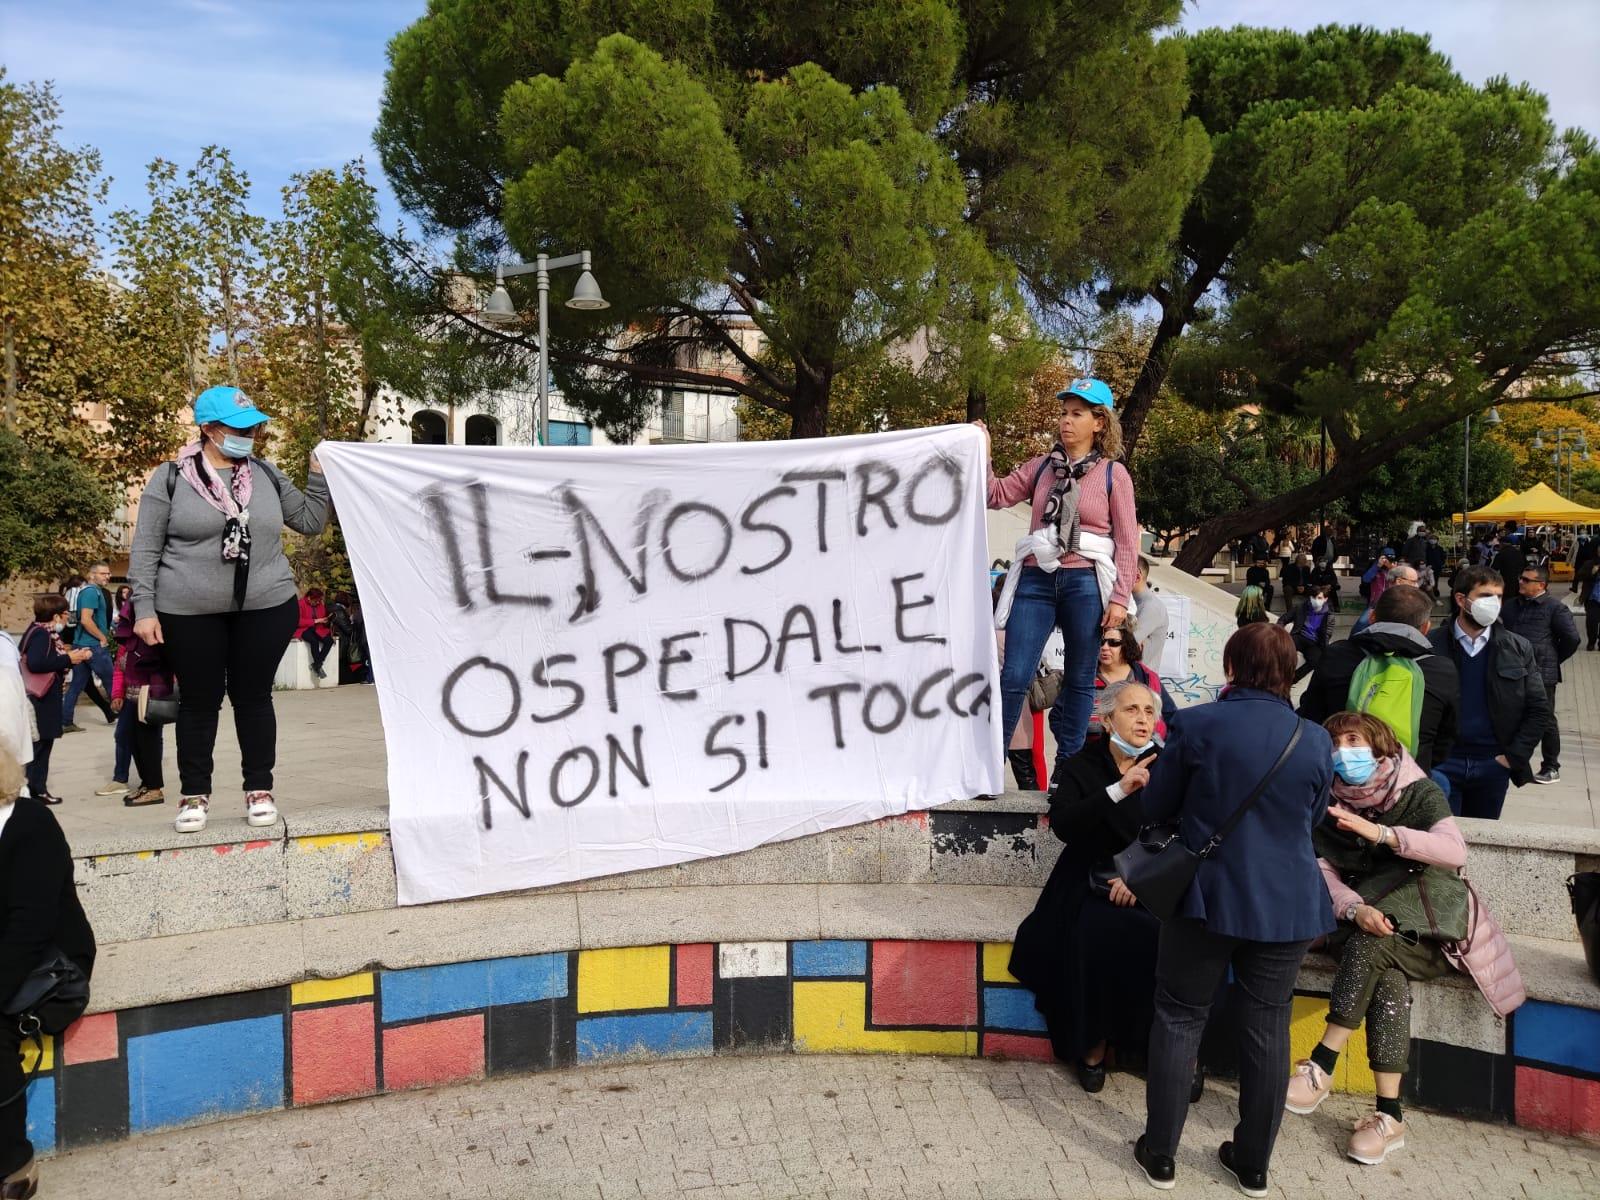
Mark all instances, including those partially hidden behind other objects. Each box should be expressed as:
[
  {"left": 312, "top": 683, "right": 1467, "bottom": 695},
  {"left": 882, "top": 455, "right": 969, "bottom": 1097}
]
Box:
[
  {"left": 1428, "top": 768, "right": 1451, "bottom": 801},
  {"left": 999, "top": 565, "right": 1104, "bottom": 763},
  {"left": 1437, "top": 754, "right": 1511, "bottom": 820},
  {"left": 62, "top": 643, "right": 113, "bottom": 724}
]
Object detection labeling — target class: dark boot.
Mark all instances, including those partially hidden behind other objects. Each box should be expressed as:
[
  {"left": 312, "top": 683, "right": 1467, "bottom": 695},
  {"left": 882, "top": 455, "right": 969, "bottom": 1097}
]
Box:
[{"left": 1007, "top": 749, "right": 1039, "bottom": 790}]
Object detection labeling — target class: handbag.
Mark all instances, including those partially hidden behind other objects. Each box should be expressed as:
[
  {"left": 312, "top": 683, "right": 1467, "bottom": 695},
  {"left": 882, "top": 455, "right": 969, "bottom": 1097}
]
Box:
[
  {"left": 16, "top": 626, "right": 58, "bottom": 701},
  {"left": 1112, "top": 721, "right": 1304, "bottom": 921},
  {"left": 1, "top": 947, "right": 90, "bottom": 1108},
  {"left": 1569, "top": 872, "right": 1600, "bottom": 985},
  {"left": 1028, "top": 668, "right": 1063, "bottom": 712}
]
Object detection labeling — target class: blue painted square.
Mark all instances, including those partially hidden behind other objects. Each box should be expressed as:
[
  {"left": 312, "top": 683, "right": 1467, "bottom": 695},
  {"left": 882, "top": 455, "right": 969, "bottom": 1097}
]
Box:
[
  {"left": 127, "top": 1017, "right": 284, "bottom": 1133},
  {"left": 25, "top": 1076, "right": 54, "bottom": 1153},
  {"left": 983, "top": 986, "right": 1046, "bottom": 1032},
  {"left": 489, "top": 954, "right": 569, "bottom": 1006},
  {"left": 792, "top": 940, "right": 867, "bottom": 977},
  {"left": 577, "top": 1011, "right": 713, "bottom": 1062},
  {"left": 1513, "top": 1000, "right": 1600, "bottom": 1075}
]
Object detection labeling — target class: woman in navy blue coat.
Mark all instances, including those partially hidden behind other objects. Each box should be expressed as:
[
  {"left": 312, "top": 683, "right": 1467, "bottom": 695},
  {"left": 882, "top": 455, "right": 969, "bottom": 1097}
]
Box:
[{"left": 1131, "top": 623, "right": 1334, "bottom": 1195}]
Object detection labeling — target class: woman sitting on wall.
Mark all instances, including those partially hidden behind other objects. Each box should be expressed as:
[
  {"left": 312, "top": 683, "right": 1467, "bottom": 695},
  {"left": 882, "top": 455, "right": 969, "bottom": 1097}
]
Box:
[
  {"left": 1286, "top": 712, "right": 1524, "bottom": 1166},
  {"left": 1009, "top": 681, "right": 1202, "bottom": 1102}
]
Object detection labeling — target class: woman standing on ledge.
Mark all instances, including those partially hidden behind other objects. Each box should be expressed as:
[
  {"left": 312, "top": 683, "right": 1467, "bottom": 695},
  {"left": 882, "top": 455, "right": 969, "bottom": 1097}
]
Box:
[
  {"left": 129, "top": 387, "right": 330, "bottom": 836},
  {"left": 980, "top": 378, "right": 1140, "bottom": 780}
]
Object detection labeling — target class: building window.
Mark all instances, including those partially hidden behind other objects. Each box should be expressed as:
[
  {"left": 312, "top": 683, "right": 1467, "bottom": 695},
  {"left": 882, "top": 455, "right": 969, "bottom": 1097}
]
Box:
[
  {"left": 465, "top": 415, "right": 499, "bottom": 446},
  {"left": 661, "top": 394, "right": 684, "bottom": 442},
  {"left": 410, "top": 411, "right": 447, "bottom": 445},
  {"left": 548, "top": 420, "right": 592, "bottom": 446}
]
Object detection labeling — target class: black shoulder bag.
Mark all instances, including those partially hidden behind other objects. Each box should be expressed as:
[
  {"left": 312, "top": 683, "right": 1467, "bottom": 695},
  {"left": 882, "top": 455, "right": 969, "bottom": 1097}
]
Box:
[
  {"left": 1113, "top": 721, "right": 1304, "bottom": 921},
  {"left": 0, "top": 949, "right": 90, "bottom": 1108}
]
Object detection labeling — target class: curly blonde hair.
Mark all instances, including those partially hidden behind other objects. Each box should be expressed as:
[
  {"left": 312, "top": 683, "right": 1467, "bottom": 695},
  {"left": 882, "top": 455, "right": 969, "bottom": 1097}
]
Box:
[{"left": 1093, "top": 406, "right": 1125, "bottom": 462}]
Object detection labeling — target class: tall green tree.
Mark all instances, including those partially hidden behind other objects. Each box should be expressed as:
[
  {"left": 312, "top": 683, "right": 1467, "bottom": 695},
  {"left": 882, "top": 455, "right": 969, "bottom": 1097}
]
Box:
[
  {"left": 375, "top": 0, "right": 1208, "bottom": 437},
  {"left": 1139, "top": 27, "right": 1600, "bottom": 573}
]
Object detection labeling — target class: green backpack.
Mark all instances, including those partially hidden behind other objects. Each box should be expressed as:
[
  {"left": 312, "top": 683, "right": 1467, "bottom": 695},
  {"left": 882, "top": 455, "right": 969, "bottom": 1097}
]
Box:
[{"left": 1347, "top": 651, "right": 1429, "bottom": 753}]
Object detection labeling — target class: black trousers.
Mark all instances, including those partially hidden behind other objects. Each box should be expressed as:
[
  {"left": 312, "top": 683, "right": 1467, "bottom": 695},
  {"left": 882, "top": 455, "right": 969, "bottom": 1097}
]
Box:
[
  {"left": 1292, "top": 634, "right": 1323, "bottom": 683},
  {"left": 1145, "top": 920, "right": 1312, "bottom": 1174},
  {"left": 0, "top": 1019, "right": 32, "bottom": 1177},
  {"left": 1541, "top": 683, "right": 1560, "bottom": 772},
  {"left": 131, "top": 718, "right": 165, "bottom": 790},
  {"left": 158, "top": 597, "right": 298, "bottom": 796},
  {"left": 301, "top": 627, "right": 334, "bottom": 670},
  {"left": 24, "top": 737, "right": 54, "bottom": 797},
  {"left": 1585, "top": 601, "right": 1600, "bottom": 649}
]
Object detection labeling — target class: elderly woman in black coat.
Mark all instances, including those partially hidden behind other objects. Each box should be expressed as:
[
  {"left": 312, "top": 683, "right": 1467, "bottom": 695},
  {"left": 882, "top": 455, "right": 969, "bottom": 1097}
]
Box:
[
  {"left": 1009, "top": 681, "right": 1204, "bottom": 1101},
  {"left": 0, "top": 742, "right": 95, "bottom": 1198}
]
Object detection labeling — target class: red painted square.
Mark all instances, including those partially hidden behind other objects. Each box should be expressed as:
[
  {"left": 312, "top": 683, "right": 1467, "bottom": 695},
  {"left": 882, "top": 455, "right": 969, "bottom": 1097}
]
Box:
[
  {"left": 1516, "top": 1065, "right": 1574, "bottom": 1134},
  {"left": 982, "top": 1032, "right": 1054, "bottom": 1063},
  {"left": 63, "top": 1012, "right": 118, "bottom": 1065},
  {"left": 292, "top": 1002, "right": 378, "bottom": 1105},
  {"left": 676, "top": 944, "right": 714, "bottom": 1007},
  {"left": 1573, "top": 1073, "right": 1600, "bottom": 1140},
  {"left": 382, "top": 1014, "right": 485, "bottom": 1092},
  {"left": 869, "top": 941, "right": 977, "bottom": 1027}
]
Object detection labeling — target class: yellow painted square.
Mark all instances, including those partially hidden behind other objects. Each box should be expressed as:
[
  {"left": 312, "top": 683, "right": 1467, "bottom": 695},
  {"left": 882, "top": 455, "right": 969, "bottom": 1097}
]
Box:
[
  {"left": 20, "top": 1034, "right": 53, "bottom": 1073},
  {"left": 792, "top": 982, "right": 976, "bottom": 1057},
  {"left": 1289, "top": 994, "right": 1375, "bottom": 1096},
  {"left": 982, "top": 942, "right": 1019, "bottom": 984},
  {"left": 292, "top": 973, "right": 375, "bottom": 1006},
  {"left": 577, "top": 946, "right": 671, "bottom": 1014}
]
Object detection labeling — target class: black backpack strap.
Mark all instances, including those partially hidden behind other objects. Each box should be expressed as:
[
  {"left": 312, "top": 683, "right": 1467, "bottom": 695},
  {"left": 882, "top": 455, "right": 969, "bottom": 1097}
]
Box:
[
  {"left": 1198, "top": 720, "right": 1305, "bottom": 858},
  {"left": 166, "top": 461, "right": 177, "bottom": 501}
]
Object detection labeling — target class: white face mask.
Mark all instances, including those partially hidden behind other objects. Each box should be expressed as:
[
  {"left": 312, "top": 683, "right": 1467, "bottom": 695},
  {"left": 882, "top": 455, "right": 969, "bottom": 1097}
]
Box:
[
  {"left": 1310, "top": 597, "right": 1327, "bottom": 611},
  {"left": 1469, "top": 595, "right": 1502, "bottom": 627}
]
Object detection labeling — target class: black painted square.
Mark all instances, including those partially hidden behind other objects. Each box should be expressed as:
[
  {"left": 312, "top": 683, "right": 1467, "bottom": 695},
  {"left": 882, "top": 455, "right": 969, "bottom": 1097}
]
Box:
[
  {"left": 713, "top": 977, "right": 791, "bottom": 1052},
  {"left": 486, "top": 998, "right": 575, "bottom": 1076},
  {"left": 119, "top": 988, "right": 287, "bottom": 1039},
  {"left": 930, "top": 811, "right": 1036, "bottom": 858},
  {"left": 1407, "top": 1038, "right": 1514, "bottom": 1118},
  {"left": 56, "top": 1056, "right": 129, "bottom": 1149}
]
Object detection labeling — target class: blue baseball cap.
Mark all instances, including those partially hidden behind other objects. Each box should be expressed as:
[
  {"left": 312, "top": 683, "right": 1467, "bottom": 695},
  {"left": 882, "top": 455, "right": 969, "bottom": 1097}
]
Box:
[
  {"left": 193, "top": 386, "right": 269, "bottom": 429},
  {"left": 1056, "top": 377, "right": 1115, "bottom": 409}
]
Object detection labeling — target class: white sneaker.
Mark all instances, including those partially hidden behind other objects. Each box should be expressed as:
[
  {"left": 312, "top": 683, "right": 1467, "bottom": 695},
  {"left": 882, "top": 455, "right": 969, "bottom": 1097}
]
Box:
[
  {"left": 95, "top": 780, "right": 130, "bottom": 797},
  {"left": 174, "top": 796, "right": 209, "bottom": 832},
  {"left": 245, "top": 791, "right": 279, "bottom": 827}
]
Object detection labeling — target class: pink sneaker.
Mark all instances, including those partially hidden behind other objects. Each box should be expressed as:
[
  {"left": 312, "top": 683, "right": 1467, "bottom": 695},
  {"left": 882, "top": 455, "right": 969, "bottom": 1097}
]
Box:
[
  {"left": 1348, "top": 1111, "right": 1405, "bottom": 1164},
  {"left": 1285, "top": 1058, "right": 1331, "bottom": 1114}
]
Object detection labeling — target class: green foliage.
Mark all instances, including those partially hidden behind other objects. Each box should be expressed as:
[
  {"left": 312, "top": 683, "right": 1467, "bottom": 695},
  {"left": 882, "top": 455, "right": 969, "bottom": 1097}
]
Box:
[
  {"left": 376, "top": 0, "right": 1209, "bottom": 435},
  {"left": 0, "top": 427, "right": 116, "bottom": 585}
]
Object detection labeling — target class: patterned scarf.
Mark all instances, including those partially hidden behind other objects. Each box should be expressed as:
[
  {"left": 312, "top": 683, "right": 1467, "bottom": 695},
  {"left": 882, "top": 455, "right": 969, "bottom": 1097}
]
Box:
[
  {"left": 1330, "top": 749, "right": 1427, "bottom": 815},
  {"left": 176, "top": 441, "right": 254, "bottom": 608},
  {"left": 1038, "top": 443, "right": 1103, "bottom": 556}
]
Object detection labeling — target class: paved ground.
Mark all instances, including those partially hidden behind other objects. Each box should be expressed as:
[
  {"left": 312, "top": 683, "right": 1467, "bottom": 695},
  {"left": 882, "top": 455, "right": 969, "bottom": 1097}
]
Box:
[
  {"left": 44, "top": 1053, "right": 1600, "bottom": 1199},
  {"left": 44, "top": 610, "right": 1600, "bottom": 845}
]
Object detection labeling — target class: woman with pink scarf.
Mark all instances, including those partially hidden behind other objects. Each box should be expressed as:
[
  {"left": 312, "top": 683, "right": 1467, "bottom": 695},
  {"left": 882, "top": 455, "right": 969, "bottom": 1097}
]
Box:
[
  {"left": 1284, "top": 711, "right": 1523, "bottom": 1168},
  {"left": 128, "top": 387, "right": 330, "bottom": 834}
]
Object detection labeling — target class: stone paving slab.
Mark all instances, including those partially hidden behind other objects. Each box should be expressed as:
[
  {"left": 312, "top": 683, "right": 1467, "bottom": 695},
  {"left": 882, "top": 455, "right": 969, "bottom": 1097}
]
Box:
[{"left": 44, "top": 1053, "right": 1600, "bottom": 1200}]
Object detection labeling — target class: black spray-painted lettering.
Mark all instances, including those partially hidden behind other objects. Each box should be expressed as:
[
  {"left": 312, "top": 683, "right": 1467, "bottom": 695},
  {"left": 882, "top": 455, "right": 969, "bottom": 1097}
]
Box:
[
  {"left": 705, "top": 713, "right": 747, "bottom": 793},
  {"left": 806, "top": 682, "right": 863, "bottom": 749},
  {"left": 602, "top": 642, "right": 648, "bottom": 713},
  {"left": 912, "top": 668, "right": 955, "bottom": 718},
  {"left": 831, "top": 597, "right": 882, "bottom": 655},
  {"left": 947, "top": 673, "right": 990, "bottom": 717},
  {"left": 529, "top": 654, "right": 584, "bottom": 723},
  {"left": 862, "top": 682, "right": 908, "bottom": 734},
  {"left": 475, "top": 750, "right": 531, "bottom": 830},
  {"left": 470, "top": 483, "right": 548, "bottom": 608},
  {"left": 420, "top": 486, "right": 474, "bottom": 610},
  {"left": 724, "top": 618, "right": 772, "bottom": 681},
  {"left": 854, "top": 461, "right": 901, "bottom": 535},
  {"left": 441, "top": 657, "right": 520, "bottom": 737},
  {"left": 660, "top": 501, "right": 734, "bottom": 583},
  {"left": 891, "top": 573, "right": 947, "bottom": 645},
  {"left": 780, "top": 469, "right": 846, "bottom": 553},
  {"left": 904, "top": 453, "right": 964, "bottom": 526},
  {"left": 550, "top": 746, "right": 600, "bottom": 807},
  {"left": 739, "top": 485, "right": 797, "bottom": 575},
  {"left": 658, "top": 632, "right": 703, "bottom": 701},
  {"left": 560, "top": 486, "right": 662, "bottom": 620},
  {"left": 774, "top": 604, "right": 823, "bottom": 672},
  {"left": 607, "top": 726, "right": 649, "bottom": 797}
]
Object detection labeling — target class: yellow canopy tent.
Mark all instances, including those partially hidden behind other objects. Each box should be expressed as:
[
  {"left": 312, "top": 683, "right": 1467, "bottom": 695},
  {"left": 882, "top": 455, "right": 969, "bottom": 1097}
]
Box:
[
  {"left": 1492, "top": 482, "right": 1600, "bottom": 523},
  {"left": 1453, "top": 489, "right": 1520, "bottom": 523}
]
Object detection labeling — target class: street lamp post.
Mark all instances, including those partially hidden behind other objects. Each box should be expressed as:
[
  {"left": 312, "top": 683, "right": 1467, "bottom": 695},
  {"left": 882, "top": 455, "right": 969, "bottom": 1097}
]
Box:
[
  {"left": 1533, "top": 426, "right": 1590, "bottom": 496},
  {"left": 1463, "top": 406, "right": 1502, "bottom": 559},
  {"left": 479, "top": 250, "right": 609, "bottom": 446}
]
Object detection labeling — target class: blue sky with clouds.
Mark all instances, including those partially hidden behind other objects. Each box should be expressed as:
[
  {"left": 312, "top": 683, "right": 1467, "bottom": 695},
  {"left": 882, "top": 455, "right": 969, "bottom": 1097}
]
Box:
[{"left": 3, "top": 0, "right": 1597, "bottom": 228}]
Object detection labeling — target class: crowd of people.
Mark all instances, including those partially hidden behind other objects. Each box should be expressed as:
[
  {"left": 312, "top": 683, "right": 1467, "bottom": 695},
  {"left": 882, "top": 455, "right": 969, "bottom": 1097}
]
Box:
[{"left": 983, "top": 379, "right": 1541, "bottom": 1192}]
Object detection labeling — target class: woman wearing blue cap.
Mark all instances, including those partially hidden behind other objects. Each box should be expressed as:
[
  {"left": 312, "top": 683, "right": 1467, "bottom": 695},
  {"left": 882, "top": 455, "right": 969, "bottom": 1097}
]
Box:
[
  {"left": 981, "top": 377, "right": 1141, "bottom": 782},
  {"left": 128, "top": 387, "right": 331, "bottom": 833}
]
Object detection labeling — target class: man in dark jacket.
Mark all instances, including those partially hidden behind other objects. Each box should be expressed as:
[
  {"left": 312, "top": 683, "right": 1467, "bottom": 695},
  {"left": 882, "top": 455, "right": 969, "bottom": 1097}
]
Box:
[
  {"left": 1299, "top": 584, "right": 1458, "bottom": 773},
  {"left": 1491, "top": 526, "right": 1525, "bottom": 587},
  {"left": 1510, "top": 564, "right": 1581, "bottom": 784},
  {"left": 1429, "top": 566, "right": 1550, "bottom": 819},
  {"left": 1401, "top": 527, "right": 1429, "bottom": 569}
]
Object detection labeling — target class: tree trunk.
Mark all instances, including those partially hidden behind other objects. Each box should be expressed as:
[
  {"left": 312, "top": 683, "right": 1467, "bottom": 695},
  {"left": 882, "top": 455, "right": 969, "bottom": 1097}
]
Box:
[
  {"left": 2, "top": 317, "right": 16, "bottom": 430},
  {"left": 965, "top": 385, "right": 987, "bottom": 423},
  {"left": 1118, "top": 304, "right": 1186, "bottom": 460},
  {"left": 357, "top": 376, "right": 380, "bottom": 440},
  {"left": 788, "top": 367, "right": 831, "bottom": 439},
  {"left": 220, "top": 262, "right": 241, "bottom": 386},
  {"left": 313, "top": 284, "right": 329, "bottom": 443}
]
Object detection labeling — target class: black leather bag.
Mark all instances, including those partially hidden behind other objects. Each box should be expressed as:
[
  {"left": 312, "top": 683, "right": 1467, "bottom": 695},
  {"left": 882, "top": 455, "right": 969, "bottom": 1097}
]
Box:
[
  {"left": 1113, "top": 722, "right": 1304, "bottom": 921},
  {"left": 1, "top": 948, "right": 90, "bottom": 1108},
  {"left": 1569, "top": 872, "right": 1600, "bottom": 986}
]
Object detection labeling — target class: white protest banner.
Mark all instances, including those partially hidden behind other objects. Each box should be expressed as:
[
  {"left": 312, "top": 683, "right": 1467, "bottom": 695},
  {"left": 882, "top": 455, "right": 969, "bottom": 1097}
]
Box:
[{"left": 317, "top": 426, "right": 1002, "bottom": 904}]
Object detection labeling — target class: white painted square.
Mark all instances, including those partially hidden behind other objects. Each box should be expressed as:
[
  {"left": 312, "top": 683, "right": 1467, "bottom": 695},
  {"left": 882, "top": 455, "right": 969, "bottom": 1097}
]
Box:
[{"left": 718, "top": 942, "right": 788, "bottom": 978}]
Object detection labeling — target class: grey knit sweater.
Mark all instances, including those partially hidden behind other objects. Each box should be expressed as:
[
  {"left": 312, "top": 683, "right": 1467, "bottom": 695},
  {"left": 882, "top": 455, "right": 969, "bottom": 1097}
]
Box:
[{"left": 129, "top": 457, "right": 332, "bottom": 620}]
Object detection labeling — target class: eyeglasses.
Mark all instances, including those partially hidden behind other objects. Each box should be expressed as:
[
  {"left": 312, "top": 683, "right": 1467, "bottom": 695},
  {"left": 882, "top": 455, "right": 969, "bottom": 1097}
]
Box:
[
  {"left": 1519, "top": 576, "right": 1542, "bottom": 585},
  {"left": 1101, "top": 638, "right": 1124, "bottom": 647}
]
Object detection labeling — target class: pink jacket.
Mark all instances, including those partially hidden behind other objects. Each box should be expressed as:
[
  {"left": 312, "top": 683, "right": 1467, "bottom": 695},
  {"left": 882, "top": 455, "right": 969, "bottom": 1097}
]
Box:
[
  {"left": 986, "top": 456, "right": 1139, "bottom": 608},
  {"left": 1319, "top": 816, "right": 1525, "bottom": 1017}
]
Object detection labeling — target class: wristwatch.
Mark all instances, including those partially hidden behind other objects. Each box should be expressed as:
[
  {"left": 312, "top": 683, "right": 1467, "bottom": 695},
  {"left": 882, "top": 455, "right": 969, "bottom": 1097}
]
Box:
[{"left": 1343, "top": 901, "right": 1362, "bottom": 922}]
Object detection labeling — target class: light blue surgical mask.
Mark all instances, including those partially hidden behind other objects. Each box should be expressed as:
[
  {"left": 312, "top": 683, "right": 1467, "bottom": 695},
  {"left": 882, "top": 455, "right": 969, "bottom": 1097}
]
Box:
[
  {"left": 1110, "top": 730, "right": 1155, "bottom": 758},
  {"left": 1332, "top": 746, "right": 1378, "bottom": 785},
  {"left": 218, "top": 432, "right": 256, "bottom": 460}
]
